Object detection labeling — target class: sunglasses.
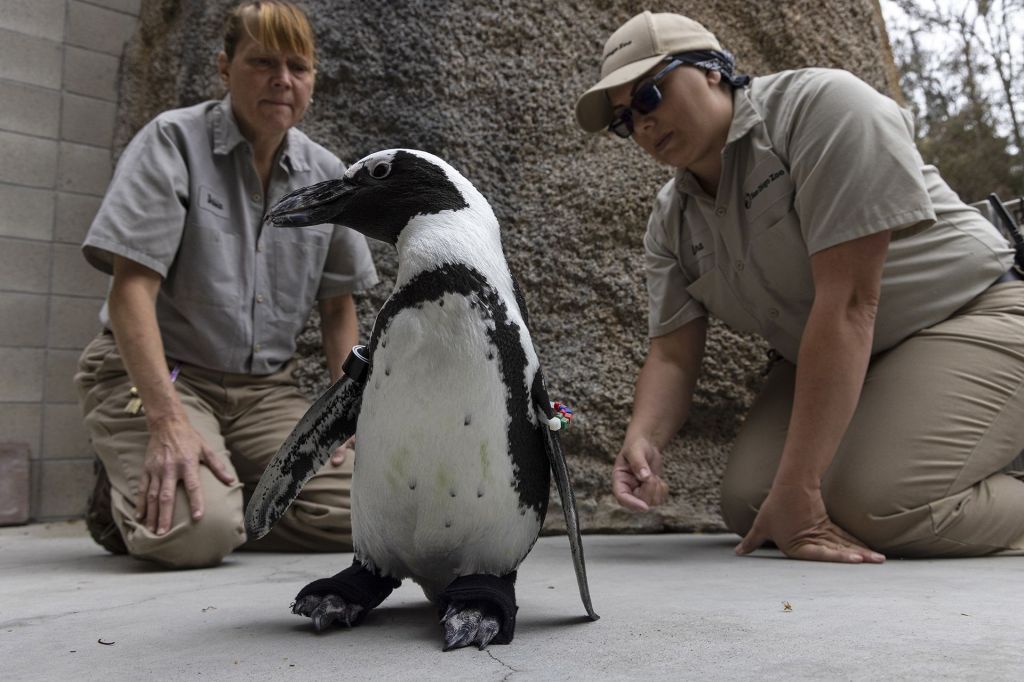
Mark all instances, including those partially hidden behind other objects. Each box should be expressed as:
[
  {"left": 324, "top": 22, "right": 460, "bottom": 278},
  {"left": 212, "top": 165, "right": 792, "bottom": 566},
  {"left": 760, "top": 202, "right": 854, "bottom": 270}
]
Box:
[{"left": 608, "top": 59, "right": 685, "bottom": 139}]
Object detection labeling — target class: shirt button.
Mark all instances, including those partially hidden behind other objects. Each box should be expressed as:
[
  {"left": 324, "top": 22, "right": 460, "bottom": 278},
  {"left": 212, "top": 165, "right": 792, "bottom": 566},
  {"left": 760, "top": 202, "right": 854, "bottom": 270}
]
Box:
[
  {"left": 254, "top": 343, "right": 261, "bottom": 352},
  {"left": 256, "top": 294, "right": 264, "bottom": 303},
  {"left": 251, "top": 192, "right": 261, "bottom": 203},
  {"left": 735, "top": 260, "right": 744, "bottom": 271},
  {"left": 256, "top": 243, "right": 264, "bottom": 252},
  {"left": 715, "top": 207, "right": 726, "bottom": 216}
]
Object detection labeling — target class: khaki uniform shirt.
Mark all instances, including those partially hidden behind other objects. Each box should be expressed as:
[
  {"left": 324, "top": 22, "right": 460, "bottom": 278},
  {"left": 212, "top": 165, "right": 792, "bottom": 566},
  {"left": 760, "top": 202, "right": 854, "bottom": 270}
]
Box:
[
  {"left": 645, "top": 68, "right": 1013, "bottom": 362},
  {"left": 83, "top": 96, "right": 378, "bottom": 374}
]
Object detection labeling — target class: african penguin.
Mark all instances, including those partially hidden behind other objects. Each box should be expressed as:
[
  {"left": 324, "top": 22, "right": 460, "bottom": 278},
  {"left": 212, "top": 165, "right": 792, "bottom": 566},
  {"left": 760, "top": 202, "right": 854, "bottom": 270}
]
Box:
[{"left": 245, "top": 149, "right": 597, "bottom": 651}]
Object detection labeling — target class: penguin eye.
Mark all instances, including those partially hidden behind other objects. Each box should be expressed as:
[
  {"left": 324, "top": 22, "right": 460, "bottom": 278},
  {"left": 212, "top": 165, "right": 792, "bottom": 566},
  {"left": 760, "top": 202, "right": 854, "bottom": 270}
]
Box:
[{"left": 369, "top": 162, "right": 391, "bottom": 180}]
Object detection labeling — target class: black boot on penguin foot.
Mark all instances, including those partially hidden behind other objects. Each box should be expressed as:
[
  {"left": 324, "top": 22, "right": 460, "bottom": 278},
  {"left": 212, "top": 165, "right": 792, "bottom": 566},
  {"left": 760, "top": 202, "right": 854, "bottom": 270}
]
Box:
[
  {"left": 291, "top": 559, "right": 400, "bottom": 632},
  {"left": 438, "top": 572, "right": 517, "bottom": 650}
]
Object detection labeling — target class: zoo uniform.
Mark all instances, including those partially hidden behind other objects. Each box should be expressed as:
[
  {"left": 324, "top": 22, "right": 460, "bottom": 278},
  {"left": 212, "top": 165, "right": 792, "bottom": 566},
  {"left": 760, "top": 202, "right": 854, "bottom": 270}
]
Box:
[
  {"left": 75, "top": 96, "right": 378, "bottom": 567},
  {"left": 645, "top": 68, "right": 1024, "bottom": 557}
]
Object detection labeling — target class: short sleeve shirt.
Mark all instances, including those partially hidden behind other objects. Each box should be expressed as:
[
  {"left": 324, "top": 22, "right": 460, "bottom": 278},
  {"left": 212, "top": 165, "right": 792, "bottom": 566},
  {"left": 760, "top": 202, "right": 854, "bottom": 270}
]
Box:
[
  {"left": 83, "top": 96, "right": 379, "bottom": 374},
  {"left": 645, "top": 68, "right": 1013, "bottom": 362}
]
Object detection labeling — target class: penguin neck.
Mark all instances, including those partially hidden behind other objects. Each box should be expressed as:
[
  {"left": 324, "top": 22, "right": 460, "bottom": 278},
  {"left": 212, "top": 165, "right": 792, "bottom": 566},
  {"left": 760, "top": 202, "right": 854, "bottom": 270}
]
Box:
[{"left": 395, "top": 206, "right": 510, "bottom": 290}]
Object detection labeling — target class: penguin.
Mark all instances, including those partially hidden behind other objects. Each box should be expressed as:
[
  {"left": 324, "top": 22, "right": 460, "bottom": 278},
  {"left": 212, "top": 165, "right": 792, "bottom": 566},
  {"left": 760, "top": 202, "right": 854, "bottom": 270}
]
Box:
[{"left": 245, "top": 149, "right": 598, "bottom": 651}]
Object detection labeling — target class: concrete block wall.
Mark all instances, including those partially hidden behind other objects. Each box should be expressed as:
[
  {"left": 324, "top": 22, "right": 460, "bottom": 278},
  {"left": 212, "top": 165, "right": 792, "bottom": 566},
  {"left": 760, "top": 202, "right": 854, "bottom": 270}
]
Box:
[{"left": 0, "top": 0, "right": 140, "bottom": 520}]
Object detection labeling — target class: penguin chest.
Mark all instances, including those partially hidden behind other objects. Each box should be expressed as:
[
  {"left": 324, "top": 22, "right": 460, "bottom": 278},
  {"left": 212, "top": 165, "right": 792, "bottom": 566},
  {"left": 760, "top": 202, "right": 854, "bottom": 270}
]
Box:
[{"left": 351, "top": 293, "right": 543, "bottom": 587}]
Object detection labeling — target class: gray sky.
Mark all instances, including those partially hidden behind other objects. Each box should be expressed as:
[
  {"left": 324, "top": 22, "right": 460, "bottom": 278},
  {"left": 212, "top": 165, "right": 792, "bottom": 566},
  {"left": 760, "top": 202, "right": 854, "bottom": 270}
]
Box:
[{"left": 880, "top": 0, "right": 1023, "bottom": 146}]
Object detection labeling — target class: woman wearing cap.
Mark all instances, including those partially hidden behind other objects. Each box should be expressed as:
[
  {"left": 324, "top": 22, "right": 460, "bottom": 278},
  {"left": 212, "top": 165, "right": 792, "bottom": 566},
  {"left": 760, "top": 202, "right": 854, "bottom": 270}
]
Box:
[
  {"left": 75, "top": 1, "right": 378, "bottom": 568},
  {"left": 578, "top": 11, "right": 1024, "bottom": 562}
]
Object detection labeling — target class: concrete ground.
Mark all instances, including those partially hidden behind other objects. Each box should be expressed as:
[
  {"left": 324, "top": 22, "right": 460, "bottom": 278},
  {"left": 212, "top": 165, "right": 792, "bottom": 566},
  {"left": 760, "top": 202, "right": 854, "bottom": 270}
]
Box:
[{"left": 2, "top": 522, "right": 1022, "bottom": 681}]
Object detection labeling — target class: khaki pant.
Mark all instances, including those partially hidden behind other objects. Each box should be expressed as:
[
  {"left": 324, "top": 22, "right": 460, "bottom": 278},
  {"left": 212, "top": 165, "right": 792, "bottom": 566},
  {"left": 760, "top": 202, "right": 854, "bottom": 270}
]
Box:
[
  {"left": 721, "top": 281, "right": 1024, "bottom": 557},
  {"left": 75, "top": 332, "right": 353, "bottom": 568}
]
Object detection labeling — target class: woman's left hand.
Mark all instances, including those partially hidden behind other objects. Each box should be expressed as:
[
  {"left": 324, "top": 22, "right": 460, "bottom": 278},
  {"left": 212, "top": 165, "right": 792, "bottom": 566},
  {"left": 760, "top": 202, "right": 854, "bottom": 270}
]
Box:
[{"left": 735, "top": 482, "right": 885, "bottom": 563}]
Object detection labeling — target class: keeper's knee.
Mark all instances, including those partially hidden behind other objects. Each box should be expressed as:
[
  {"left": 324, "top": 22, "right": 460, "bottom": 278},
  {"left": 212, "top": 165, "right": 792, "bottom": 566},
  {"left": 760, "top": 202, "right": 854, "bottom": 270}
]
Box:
[{"left": 123, "top": 500, "right": 246, "bottom": 569}]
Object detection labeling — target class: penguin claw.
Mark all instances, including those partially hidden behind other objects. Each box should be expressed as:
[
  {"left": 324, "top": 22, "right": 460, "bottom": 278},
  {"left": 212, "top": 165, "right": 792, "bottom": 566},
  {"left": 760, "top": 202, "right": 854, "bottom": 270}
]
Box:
[
  {"left": 293, "top": 594, "right": 363, "bottom": 631},
  {"left": 291, "top": 595, "right": 321, "bottom": 617},
  {"left": 440, "top": 603, "right": 502, "bottom": 651},
  {"left": 475, "top": 617, "right": 500, "bottom": 650}
]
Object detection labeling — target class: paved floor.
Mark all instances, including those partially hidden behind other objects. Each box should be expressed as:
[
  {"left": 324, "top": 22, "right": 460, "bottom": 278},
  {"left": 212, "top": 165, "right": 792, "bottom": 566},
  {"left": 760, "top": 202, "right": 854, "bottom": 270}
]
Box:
[{"left": 2, "top": 521, "right": 1022, "bottom": 680}]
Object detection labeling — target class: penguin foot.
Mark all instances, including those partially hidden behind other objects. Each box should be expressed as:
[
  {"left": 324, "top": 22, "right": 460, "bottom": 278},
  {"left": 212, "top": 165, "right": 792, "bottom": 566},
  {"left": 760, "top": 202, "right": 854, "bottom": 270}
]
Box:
[
  {"left": 292, "top": 594, "right": 364, "bottom": 631},
  {"left": 437, "top": 572, "right": 518, "bottom": 649},
  {"left": 291, "top": 559, "right": 401, "bottom": 632},
  {"left": 441, "top": 602, "right": 502, "bottom": 650}
]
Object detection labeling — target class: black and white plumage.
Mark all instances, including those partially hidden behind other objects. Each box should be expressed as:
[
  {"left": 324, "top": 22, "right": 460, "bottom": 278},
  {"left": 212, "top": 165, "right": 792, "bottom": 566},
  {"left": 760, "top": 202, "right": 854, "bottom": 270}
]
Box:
[{"left": 245, "top": 149, "right": 597, "bottom": 650}]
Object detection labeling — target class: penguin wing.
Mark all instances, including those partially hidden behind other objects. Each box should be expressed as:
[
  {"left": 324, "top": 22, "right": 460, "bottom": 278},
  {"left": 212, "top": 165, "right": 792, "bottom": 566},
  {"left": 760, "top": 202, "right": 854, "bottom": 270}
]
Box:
[
  {"left": 244, "top": 374, "right": 364, "bottom": 540},
  {"left": 532, "top": 368, "right": 600, "bottom": 621}
]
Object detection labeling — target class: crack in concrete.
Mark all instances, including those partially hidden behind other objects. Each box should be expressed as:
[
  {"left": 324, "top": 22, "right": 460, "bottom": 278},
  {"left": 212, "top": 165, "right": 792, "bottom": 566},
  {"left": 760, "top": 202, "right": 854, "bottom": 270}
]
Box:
[
  {"left": 486, "top": 649, "right": 518, "bottom": 679},
  {"left": 0, "top": 594, "right": 162, "bottom": 629}
]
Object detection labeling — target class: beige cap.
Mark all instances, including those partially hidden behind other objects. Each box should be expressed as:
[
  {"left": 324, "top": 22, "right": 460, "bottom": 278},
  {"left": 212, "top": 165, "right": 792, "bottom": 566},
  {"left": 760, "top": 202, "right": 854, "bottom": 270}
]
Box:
[{"left": 575, "top": 11, "right": 721, "bottom": 133}]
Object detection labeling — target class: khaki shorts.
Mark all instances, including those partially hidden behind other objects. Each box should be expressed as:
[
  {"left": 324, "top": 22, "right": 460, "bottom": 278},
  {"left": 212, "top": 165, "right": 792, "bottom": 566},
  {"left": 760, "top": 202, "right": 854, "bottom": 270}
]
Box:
[
  {"left": 75, "top": 332, "right": 354, "bottom": 568},
  {"left": 721, "top": 281, "right": 1024, "bottom": 557}
]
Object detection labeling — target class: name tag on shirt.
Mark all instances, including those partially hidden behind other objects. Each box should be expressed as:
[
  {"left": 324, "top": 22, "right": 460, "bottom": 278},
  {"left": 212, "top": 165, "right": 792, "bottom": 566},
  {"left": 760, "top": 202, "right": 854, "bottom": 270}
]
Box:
[
  {"left": 199, "top": 185, "right": 229, "bottom": 219},
  {"left": 679, "top": 219, "right": 715, "bottom": 280}
]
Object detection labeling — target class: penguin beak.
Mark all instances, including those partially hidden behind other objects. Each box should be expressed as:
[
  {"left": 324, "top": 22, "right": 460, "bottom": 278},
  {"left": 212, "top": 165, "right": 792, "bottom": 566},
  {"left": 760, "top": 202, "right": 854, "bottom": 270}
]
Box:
[{"left": 267, "top": 178, "right": 355, "bottom": 228}]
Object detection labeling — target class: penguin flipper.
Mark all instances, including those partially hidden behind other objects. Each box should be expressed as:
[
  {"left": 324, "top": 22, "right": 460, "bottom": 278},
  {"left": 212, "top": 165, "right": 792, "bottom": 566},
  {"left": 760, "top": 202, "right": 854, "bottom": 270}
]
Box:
[
  {"left": 244, "top": 373, "right": 364, "bottom": 540},
  {"left": 532, "top": 370, "right": 599, "bottom": 621}
]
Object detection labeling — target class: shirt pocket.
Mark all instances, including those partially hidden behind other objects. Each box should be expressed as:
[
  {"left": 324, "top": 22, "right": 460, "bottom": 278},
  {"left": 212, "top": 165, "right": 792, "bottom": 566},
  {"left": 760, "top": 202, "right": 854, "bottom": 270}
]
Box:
[
  {"left": 685, "top": 268, "right": 761, "bottom": 335},
  {"left": 272, "top": 226, "right": 330, "bottom": 313},
  {"left": 174, "top": 218, "right": 241, "bottom": 306},
  {"left": 745, "top": 209, "right": 814, "bottom": 358},
  {"left": 744, "top": 158, "right": 794, "bottom": 231},
  {"left": 747, "top": 208, "right": 813, "bottom": 302}
]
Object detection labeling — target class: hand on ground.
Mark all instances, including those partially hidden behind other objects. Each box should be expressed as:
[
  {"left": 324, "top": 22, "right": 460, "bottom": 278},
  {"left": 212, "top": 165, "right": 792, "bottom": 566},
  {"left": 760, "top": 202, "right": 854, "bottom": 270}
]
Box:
[{"left": 736, "top": 482, "right": 885, "bottom": 563}]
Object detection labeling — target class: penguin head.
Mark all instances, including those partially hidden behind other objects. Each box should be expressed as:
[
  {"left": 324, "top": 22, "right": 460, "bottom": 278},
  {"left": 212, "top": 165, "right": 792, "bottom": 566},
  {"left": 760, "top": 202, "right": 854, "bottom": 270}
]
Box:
[{"left": 268, "top": 149, "right": 472, "bottom": 246}]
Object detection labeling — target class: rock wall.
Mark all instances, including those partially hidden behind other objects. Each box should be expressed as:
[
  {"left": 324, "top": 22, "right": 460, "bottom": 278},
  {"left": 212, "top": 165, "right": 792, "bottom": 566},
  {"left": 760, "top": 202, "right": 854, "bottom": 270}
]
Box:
[{"left": 117, "top": 0, "right": 898, "bottom": 533}]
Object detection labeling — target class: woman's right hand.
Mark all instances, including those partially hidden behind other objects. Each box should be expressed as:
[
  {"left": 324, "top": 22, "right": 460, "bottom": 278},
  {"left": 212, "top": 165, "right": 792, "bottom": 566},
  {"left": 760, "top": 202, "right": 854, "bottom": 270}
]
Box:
[
  {"left": 610, "top": 321, "right": 706, "bottom": 513},
  {"left": 612, "top": 437, "right": 670, "bottom": 511}
]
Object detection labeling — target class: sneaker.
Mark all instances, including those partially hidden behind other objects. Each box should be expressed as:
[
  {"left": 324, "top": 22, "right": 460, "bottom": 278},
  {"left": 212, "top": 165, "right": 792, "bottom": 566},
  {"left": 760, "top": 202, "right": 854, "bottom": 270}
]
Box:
[{"left": 85, "top": 457, "right": 127, "bottom": 555}]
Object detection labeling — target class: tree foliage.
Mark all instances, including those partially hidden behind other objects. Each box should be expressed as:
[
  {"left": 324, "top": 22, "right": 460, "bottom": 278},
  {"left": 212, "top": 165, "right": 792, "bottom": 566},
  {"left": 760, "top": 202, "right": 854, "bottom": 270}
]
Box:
[{"left": 884, "top": 0, "right": 1023, "bottom": 203}]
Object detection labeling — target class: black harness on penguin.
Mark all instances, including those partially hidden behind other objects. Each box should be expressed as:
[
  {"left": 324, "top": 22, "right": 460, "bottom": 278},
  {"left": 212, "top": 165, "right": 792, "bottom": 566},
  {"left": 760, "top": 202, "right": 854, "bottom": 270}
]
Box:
[{"left": 245, "top": 149, "right": 598, "bottom": 651}]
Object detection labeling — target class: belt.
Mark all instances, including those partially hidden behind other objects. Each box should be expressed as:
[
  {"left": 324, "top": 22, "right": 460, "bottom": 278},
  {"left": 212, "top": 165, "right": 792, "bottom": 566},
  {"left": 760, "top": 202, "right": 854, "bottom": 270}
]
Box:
[{"left": 994, "top": 267, "right": 1024, "bottom": 285}]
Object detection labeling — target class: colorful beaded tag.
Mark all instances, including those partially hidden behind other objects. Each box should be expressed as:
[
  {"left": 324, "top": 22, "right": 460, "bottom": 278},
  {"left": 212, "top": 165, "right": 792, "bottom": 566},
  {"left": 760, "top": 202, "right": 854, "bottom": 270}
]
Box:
[{"left": 546, "top": 401, "right": 575, "bottom": 431}]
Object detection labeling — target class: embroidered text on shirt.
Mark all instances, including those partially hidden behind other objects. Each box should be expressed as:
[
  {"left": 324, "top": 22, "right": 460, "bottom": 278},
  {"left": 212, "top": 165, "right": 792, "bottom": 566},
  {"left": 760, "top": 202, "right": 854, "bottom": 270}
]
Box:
[{"left": 745, "top": 169, "right": 786, "bottom": 209}]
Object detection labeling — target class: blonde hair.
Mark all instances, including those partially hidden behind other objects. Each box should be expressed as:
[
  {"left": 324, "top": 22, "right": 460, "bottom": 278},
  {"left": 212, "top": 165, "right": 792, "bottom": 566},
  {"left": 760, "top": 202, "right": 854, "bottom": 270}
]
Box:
[{"left": 223, "top": 1, "right": 316, "bottom": 63}]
